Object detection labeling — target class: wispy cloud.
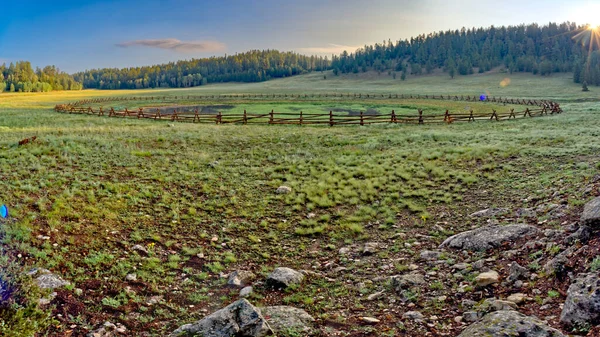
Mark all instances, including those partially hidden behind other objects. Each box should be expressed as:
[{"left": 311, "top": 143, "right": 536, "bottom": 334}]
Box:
[
  {"left": 116, "top": 38, "right": 226, "bottom": 53},
  {"left": 296, "top": 44, "right": 362, "bottom": 55}
]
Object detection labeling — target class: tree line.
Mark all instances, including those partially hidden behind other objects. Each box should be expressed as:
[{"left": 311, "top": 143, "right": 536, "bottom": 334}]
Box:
[
  {"left": 72, "top": 50, "right": 329, "bottom": 89},
  {"left": 0, "top": 61, "right": 83, "bottom": 92},
  {"left": 330, "top": 22, "right": 600, "bottom": 86}
]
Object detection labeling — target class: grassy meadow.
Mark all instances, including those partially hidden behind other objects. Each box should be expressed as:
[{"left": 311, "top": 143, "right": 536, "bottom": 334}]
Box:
[{"left": 1, "top": 71, "right": 600, "bottom": 336}]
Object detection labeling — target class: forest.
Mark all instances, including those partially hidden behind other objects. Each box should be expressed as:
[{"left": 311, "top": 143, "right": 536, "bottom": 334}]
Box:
[
  {"left": 0, "top": 61, "right": 83, "bottom": 92},
  {"left": 330, "top": 22, "right": 600, "bottom": 86},
  {"left": 72, "top": 50, "right": 329, "bottom": 89}
]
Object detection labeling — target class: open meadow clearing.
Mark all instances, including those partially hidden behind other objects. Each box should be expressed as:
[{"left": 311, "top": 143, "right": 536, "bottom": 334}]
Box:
[{"left": 1, "top": 71, "right": 600, "bottom": 336}]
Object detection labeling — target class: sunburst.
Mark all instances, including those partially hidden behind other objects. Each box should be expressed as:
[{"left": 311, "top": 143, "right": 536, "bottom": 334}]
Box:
[{"left": 572, "top": 24, "right": 600, "bottom": 76}]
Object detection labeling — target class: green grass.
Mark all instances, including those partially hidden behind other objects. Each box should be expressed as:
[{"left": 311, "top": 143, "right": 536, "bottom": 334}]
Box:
[{"left": 1, "top": 71, "right": 599, "bottom": 335}]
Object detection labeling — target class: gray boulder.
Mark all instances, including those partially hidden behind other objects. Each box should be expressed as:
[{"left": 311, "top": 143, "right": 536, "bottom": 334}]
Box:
[
  {"left": 458, "top": 310, "right": 566, "bottom": 337},
  {"left": 560, "top": 273, "right": 600, "bottom": 328},
  {"left": 581, "top": 197, "right": 600, "bottom": 227},
  {"left": 170, "top": 299, "right": 273, "bottom": 337},
  {"left": 440, "top": 224, "right": 539, "bottom": 251},
  {"left": 260, "top": 306, "right": 315, "bottom": 335},
  {"left": 391, "top": 273, "right": 425, "bottom": 290},
  {"left": 507, "top": 262, "right": 530, "bottom": 283},
  {"left": 266, "top": 267, "right": 304, "bottom": 288}
]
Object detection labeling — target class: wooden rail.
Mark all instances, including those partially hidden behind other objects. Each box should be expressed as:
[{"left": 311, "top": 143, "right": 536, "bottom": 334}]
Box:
[{"left": 54, "top": 94, "right": 563, "bottom": 126}]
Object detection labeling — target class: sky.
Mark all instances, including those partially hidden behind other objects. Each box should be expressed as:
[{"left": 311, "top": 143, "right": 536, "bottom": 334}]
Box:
[{"left": 1, "top": 0, "right": 599, "bottom": 73}]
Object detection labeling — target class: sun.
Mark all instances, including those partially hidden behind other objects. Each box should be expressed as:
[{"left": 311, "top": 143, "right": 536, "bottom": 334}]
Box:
[{"left": 588, "top": 24, "right": 600, "bottom": 31}]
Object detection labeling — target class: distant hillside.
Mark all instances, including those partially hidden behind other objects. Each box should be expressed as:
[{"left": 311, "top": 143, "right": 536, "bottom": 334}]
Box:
[
  {"left": 0, "top": 61, "right": 82, "bottom": 92},
  {"left": 73, "top": 50, "right": 329, "bottom": 90},
  {"left": 330, "top": 22, "right": 600, "bottom": 86}
]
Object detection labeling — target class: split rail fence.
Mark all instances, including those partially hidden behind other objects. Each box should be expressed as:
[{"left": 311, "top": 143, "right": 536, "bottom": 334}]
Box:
[{"left": 54, "top": 94, "right": 563, "bottom": 126}]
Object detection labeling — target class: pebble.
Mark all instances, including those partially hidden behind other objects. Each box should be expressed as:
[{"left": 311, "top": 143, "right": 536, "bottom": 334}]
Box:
[{"left": 360, "top": 316, "right": 380, "bottom": 324}]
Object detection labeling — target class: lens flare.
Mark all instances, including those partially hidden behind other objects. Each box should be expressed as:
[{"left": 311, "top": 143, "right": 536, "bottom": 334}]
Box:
[{"left": 500, "top": 78, "right": 511, "bottom": 87}]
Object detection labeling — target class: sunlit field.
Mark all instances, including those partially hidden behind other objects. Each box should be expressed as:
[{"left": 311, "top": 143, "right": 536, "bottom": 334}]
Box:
[{"left": 1, "top": 71, "right": 599, "bottom": 336}]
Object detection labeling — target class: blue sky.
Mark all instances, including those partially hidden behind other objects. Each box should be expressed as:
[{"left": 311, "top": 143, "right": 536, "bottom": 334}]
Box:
[{"left": 1, "top": 0, "right": 599, "bottom": 73}]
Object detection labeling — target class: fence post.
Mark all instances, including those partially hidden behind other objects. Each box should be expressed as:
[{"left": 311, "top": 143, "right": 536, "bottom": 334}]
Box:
[
  {"left": 138, "top": 108, "right": 143, "bottom": 119},
  {"left": 243, "top": 110, "right": 247, "bottom": 124},
  {"left": 300, "top": 111, "right": 303, "bottom": 125},
  {"left": 217, "top": 112, "right": 222, "bottom": 124},
  {"left": 418, "top": 109, "right": 423, "bottom": 124},
  {"left": 391, "top": 110, "right": 396, "bottom": 123},
  {"left": 99, "top": 107, "right": 104, "bottom": 116},
  {"left": 469, "top": 110, "right": 474, "bottom": 122},
  {"left": 509, "top": 108, "right": 515, "bottom": 119},
  {"left": 269, "top": 110, "right": 274, "bottom": 124},
  {"left": 361, "top": 111, "right": 364, "bottom": 126},
  {"left": 329, "top": 111, "right": 334, "bottom": 127},
  {"left": 444, "top": 110, "right": 449, "bottom": 122},
  {"left": 194, "top": 109, "right": 199, "bottom": 123}
]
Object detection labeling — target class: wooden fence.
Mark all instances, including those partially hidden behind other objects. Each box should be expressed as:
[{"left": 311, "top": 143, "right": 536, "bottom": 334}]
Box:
[{"left": 54, "top": 94, "right": 563, "bottom": 126}]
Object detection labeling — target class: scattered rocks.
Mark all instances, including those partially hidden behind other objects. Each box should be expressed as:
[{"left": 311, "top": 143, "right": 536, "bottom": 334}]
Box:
[
  {"left": 260, "top": 306, "right": 315, "bottom": 335},
  {"left": 240, "top": 286, "right": 253, "bottom": 298},
  {"left": 276, "top": 186, "right": 292, "bottom": 194},
  {"left": 560, "top": 273, "right": 600, "bottom": 328},
  {"left": 543, "top": 246, "right": 577, "bottom": 275},
  {"left": 227, "top": 270, "right": 256, "bottom": 288},
  {"left": 170, "top": 299, "right": 272, "bottom": 337},
  {"left": 515, "top": 208, "right": 537, "bottom": 218},
  {"left": 87, "top": 321, "right": 127, "bottom": 337},
  {"left": 580, "top": 197, "right": 600, "bottom": 227},
  {"left": 440, "top": 224, "right": 539, "bottom": 251},
  {"left": 27, "top": 268, "right": 70, "bottom": 289},
  {"left": 470, "top": 208, "right": 509, "bottom": 218},
  {"left": 565, "top": 225, "right": 592, "bottom": 244},
  {"left": 266, "top": 267, "right": 304, "bottom": 288},
  {"left": 475, "top": 271, "right": 500, "bottom": 287},
  {"left": 458, "top": 310, "right": 566, "bottom": 337}
]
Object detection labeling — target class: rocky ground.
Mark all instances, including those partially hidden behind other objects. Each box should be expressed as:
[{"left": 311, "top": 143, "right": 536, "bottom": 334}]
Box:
[{"left": 28, "top": 176, "right": 600, "bottom": 337}]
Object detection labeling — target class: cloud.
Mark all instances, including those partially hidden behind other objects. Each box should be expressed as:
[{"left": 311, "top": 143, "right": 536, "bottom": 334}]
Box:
[
  {"left": 296, "top": 44, "right": 362, "bottom": 55},
  {"left": 116, "top": 38, "right": 226, "bottom": 53}
]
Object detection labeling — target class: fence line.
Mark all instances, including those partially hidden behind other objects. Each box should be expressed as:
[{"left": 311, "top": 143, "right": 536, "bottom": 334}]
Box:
[{"left": 54, "top": 94, "right": 563, "bottom": 126}]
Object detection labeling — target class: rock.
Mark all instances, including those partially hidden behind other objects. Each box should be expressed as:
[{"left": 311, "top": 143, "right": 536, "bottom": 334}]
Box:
[
  {"left": 266, "top": 267, "right": 304, "bottom": 288},
  {"left": 170, "top": 299, "right": 272, "bottom": 337},
  {"left": 454, "top": 316, "right": 464, "bottom": 323},
  {"left": 560, "top": 273, "right": 600, "bottom": 328},
  {"left": 240, "top": 286, "right": 253, "bottom": 298},
  {"left": 419, "top": 250, "right": 443, "bottom": 260},
  {"left": 87, "top": 321, "right": 127, "bottom": 337},
  {"left": 565, "top": 225, "right": 592, "bottom": 244},
  {"left": 125, "top": 274, "right": 137, "bottom": 282},
  {"left": 367, "top": 291, "right": 385, "bottom": 301},
  {"left": 475, "top": 271, "right": 500, "bottom": 287},
  {"left": 471, "top": 259, "right": 485, "bottom": 270},
  {"left": 260, "top": 306, "right": 315, "bottom": 335},
  {"left": 462, "top": 311, "right": 481, "bottom": 322},
  {"left": 516, "top": 208, "right": 537, "bottom": 218},
  {"left": 403, "top": 311, "right": 424, "bottom": 321},
  {"left": 452, "top": 263, "right": 470, "bottom": 271},
  {"left": 479, "top": 298, "right": 518, "bottom": 312},
  {"left": 543, "top": 246, "right": 577, "bottom": 275},
  {"left": 27, "top": 269, "right": 70, "bottom": 289},
  {"left": 581, "top": 197, "right": 600, "bottom": 227},
  {"left": 470, "top": 208, "right": 509, "bottom": 218},
  {"left": 362, "top": 242, "right": 378, "bottom": 255},
  {"left": 276, "top": 186, "right": 292, "bottom": 194},
  {"left": 391, "top": 273, "right": 425, "bottom": 290},
  {"left": 440, "top": 224, "right": 539, "bottom": 251},
  {"left": 506, "top": 293, "right": 526, "bottom": 305},
  {"left": 146, "top": 295, "right": 163, "bottom": 306},
  {"left": 227, "top": 270, "right": 256, "bottom": 288},
  {"left": 131, "top": 244, "right": 148, "bottom": 255},
  {"left": 338, "top": 247, "right": 351, "bottom": 255},
  {"left": 360, "top": 316, "right": 380, "bottom": 324},
  {"left": 458, "top": 310, "right": 566, "bottom": 337},
  {"left": 507, "top": 262, "right": 529, "bottom": 283}
]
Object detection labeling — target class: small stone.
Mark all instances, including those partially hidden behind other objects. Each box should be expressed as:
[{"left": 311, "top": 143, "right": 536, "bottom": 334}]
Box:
[
  {"left": 227, "top": 270, "right": 255, "bottom": 288},
  {"left": 367, "top": 291, "right": 385, "bottom": 301},
  {"left": 267, "top": 267, "right": 304, "bottom": 288},
  {"left": 276, "top": 186, "right": 292, "bottom": 194},
  {"left": 239, "top": 286, "right": 253, "bottom": 298},
  {"left": 132, "top": 244, "right": 148, "bottom": 255},
  {"left": 403, "top": 311, "right": 424, "bottom": 321},
  {"left": 506, "top": 293, "right": 526, "bottom": 305},
  {"left": 454, "top": 316, "right": 463, "bottom": 323},
  {"left": 408, "top": 264, "right": 419, "bottom": 271},
  {"left": 360, "top": 317, "right": 380, "bottom": 324},
  {"left": 452, "top": 263, "right": 469, "bottom": 270},
  {"left": 362, "top": 242, "right": 378, "bottom": 255},
  {"left": 419, "top": 250, "right": 442, "bottom": 260},
  {"left": 338, "top": 247, "right": 351, "bottom": 255},
  {"left": 463, "top": 311, "right": 480, "bottom": 322},
  {"left": 475, "top": 271, "right": 500, "bottom": 287},
  {"left": 125, "top": 273, "right": 137, "bottom": 281}
]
